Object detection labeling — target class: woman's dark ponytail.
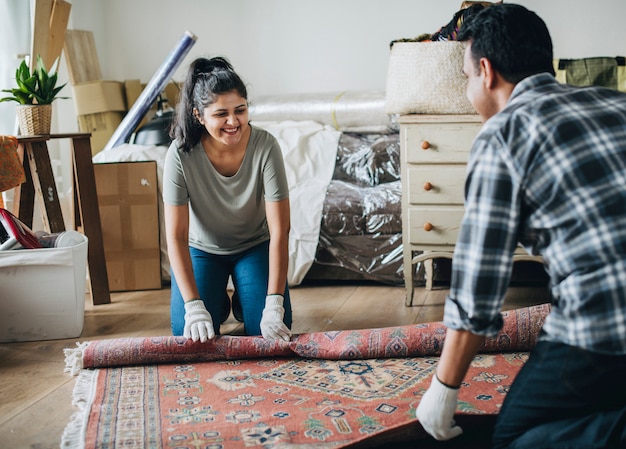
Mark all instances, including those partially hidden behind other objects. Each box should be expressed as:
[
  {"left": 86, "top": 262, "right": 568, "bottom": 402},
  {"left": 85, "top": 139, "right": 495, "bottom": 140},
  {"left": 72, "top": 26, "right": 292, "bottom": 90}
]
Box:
[{"left": 170, "top": 56, "right": 247, "bottom": 153}]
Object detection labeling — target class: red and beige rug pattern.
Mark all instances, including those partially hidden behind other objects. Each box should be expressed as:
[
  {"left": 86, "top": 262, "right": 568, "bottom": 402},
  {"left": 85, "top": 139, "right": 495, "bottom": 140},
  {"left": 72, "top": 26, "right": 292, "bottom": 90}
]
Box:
[{"left": 62, "top": 304, "right": 549, "bottom": 449}]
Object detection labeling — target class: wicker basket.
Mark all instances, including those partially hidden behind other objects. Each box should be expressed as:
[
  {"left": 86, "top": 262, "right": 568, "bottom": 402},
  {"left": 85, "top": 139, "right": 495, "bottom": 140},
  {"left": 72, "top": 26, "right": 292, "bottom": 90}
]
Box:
[
  {"left": 385, "top": 41, "right": 476, "bottom": 115},
  {"left": 16, "top": 104, "right": 52, "bottom": 135}
]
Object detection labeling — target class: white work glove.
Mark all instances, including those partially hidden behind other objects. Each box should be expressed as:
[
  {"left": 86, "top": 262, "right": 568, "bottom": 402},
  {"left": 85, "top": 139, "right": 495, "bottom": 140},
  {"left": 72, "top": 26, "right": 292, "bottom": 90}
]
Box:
[
  {"left": 415, "top": 374, "right": 463, "bottom": 441},
  {"left": 260, "top": 294, "right": 292, "bottom": 341},
  {"left": 183, "top": 299, "right": 215, "bottom": 342}
]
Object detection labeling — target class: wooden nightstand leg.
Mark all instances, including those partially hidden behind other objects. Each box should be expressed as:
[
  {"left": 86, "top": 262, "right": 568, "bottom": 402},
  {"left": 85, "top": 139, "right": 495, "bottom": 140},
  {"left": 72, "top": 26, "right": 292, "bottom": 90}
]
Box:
[
  {"left": 71, "top": 136, "right": 111, "bottom": 305},
  {"left": 24, "top": 141, "right": 65, "bottom": 233},
  {"left": 424, "top": 258, "right": 434, "bottom": 291},
  {"left": 404, "top": 249, "right": 415, "bottom": 306},
  {"left": 412, "top": 252, "right": 453, "bottom": 293},
  {"left": 14, "top": 144, "right": 35, "bottom": 226}
]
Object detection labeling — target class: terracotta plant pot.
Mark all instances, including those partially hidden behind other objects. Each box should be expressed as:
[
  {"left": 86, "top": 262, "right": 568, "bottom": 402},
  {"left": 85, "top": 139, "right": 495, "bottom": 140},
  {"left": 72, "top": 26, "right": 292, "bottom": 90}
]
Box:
[{"left": 16, "top": 104, "right": 52, "bottom": 135}]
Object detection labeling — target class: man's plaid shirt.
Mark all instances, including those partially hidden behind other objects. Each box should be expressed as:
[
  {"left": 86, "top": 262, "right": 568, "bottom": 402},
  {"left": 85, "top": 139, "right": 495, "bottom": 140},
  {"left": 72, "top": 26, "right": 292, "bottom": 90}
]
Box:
[{"left": 444, "top": 73, "right": 626, "bottom": 355}]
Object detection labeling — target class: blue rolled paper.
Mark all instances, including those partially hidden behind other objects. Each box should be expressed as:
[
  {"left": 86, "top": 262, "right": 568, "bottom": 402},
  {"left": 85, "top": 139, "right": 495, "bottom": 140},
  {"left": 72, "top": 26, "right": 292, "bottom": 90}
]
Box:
[{"left": 103, "top": 31, "right": 197, "bottom": 151}]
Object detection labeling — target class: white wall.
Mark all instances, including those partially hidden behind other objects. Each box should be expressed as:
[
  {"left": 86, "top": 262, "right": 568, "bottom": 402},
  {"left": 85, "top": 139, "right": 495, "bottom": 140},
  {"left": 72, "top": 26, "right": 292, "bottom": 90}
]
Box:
[
  {"left": 5, "top": 0, "right": 626, "bottom": 136},
  {"left": 67, "top": 0, "right": 625, "bottom": 97}
]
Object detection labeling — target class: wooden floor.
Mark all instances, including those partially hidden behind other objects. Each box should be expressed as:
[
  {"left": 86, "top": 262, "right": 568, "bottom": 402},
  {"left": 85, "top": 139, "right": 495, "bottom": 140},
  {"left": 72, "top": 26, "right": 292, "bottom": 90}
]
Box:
[{"left": 0, "top": 280, "right": 549, "bottom": 449}]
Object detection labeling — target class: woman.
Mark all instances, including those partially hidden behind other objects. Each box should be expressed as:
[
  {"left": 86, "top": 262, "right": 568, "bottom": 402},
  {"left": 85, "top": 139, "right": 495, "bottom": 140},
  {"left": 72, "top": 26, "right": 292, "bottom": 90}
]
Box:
[{"left": 163, "top": 56, "right": 292, "bottom": 342}]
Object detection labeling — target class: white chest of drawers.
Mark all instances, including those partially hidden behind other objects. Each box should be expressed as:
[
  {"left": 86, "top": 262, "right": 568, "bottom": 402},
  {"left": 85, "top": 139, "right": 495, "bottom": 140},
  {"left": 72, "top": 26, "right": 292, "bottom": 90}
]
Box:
[
  {"left": 400, "top": 114, "right": 480, "bottom": 305},
  {"left": 399, "top": 114, "right": 541, "bottom": 305}
]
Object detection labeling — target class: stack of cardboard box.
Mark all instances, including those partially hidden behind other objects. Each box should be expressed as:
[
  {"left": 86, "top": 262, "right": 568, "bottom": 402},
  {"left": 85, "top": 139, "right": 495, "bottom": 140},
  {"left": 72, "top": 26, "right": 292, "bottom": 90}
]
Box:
[
  {"left": 63, "top": 30, "right": 178, "bottom": 155},
  {"left": 64, "top": 30, "right": 135, "bottom": 154}
]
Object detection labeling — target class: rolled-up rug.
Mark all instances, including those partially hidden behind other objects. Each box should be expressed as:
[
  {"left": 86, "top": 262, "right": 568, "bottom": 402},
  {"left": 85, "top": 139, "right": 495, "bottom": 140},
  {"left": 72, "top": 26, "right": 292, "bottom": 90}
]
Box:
[{"left": 64, "top": 303, "right": 550, "bottom": 374}]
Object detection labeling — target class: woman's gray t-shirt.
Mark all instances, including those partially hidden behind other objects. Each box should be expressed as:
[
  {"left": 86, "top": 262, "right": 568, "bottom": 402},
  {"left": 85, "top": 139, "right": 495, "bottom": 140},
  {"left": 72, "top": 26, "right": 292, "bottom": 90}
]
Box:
[{"left": 163, "top": 125, "right": 289, "bottom": 255}]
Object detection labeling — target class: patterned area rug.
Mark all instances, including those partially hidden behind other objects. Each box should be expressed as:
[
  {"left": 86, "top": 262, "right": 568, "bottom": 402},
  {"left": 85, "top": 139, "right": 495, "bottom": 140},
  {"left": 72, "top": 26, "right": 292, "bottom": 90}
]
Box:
[{"left": 62, "top": 304, "right": 550, "bottom": 449}]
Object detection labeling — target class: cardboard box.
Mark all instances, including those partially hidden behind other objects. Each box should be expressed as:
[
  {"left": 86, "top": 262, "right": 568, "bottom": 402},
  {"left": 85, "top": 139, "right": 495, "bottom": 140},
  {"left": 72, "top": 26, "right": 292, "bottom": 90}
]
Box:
[
  {"left": 124, "top": 79, "right": 144, "bottom": 108},
  {"left": 72, "top": 80, "right": 127, "bottom": 115},
  {"left": 94, "top": 161, "right": 161, "bottom": 292},
  {"left": 73, "top": 79, "right": 177, "bottom": 154},
  {"left": 164, "top": 81, "right": 180, "bottom": 108},
  {"left": 125, "top": 79, "right": 179, "bottom": 131},
  {"left": 124, "top": 79, "right": 153, "bottom": 130},
  {"left": 125, "top": 80, "right": 179, "bottom": 110},
  {"left": 0, "top": 235, "right": 88, "bottom": 342},
  {"left": 77, "top": 111, "right": 125, "bottom": 155}
]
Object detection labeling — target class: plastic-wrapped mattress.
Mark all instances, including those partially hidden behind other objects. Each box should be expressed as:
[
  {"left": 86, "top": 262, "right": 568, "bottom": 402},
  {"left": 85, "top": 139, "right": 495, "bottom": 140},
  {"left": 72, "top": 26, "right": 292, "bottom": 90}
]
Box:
[
  {"left": 249, "top": 91, "right": 411, "bottom": 284},
  {"left": 309, "top": 132, "right": 424, "bottom": 285}
]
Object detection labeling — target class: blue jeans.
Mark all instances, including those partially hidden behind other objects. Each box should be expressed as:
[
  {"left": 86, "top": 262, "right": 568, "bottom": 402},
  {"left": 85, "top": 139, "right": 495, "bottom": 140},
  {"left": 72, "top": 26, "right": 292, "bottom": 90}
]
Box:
[
  {"left": 170, "top": 240, "right": 292, "bottom": 337},
  {"left": 493, "top": 339, "right": 626, "bottom": 449}
]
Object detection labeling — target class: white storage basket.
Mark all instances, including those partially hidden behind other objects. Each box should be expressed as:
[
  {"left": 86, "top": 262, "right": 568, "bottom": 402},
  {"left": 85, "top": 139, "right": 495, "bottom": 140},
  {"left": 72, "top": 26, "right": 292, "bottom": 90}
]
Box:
[
  {"left": 385, "top": 41, "right": 476, "bottom": 115},
  {"left": 0, "top": 235, "right": 88, "bottom": 342}
]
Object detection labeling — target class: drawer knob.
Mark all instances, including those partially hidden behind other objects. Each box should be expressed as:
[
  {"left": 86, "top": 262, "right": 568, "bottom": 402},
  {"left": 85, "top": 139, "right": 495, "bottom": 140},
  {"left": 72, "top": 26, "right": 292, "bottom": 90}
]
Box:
[
  {"left": 423, "top": 181, "right": 433, "bottom": 191},
  {"left": 423, "top": 222, "right": 434, "bottom": 232},
  {"left": 421, "top": 140, "right": 431, "bottom": 150}
]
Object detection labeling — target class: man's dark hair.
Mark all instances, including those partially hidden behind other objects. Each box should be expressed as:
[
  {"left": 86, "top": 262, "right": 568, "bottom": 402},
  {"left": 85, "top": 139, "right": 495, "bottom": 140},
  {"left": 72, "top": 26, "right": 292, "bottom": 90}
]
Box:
[{"left": 457, "top": 3, "right": 555, "bottom": 83}]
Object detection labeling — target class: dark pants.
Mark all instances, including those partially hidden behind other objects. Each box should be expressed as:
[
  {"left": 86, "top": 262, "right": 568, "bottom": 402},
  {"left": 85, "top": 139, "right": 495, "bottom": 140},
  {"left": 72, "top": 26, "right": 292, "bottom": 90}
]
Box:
[{"left": 493, "top": 340, "right": 626, "bottom": 449}]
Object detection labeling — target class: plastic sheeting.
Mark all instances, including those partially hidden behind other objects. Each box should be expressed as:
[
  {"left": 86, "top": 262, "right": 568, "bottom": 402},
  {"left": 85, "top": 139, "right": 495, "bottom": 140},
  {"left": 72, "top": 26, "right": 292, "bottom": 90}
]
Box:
[
  {"left": 247, "top": 91, "right": 414, "bottom": 285},
  {"left": 321, "top": 180, "right": 402, "bottom": 236},
  {"left": 312, "top": 132, "right": 428, "bottom": 285},
  {"left": 249, "top": 90, "right": 398, "bottom": 134},
  {"left": 333, "top": 132, "right": 401, "bottom": 187}
]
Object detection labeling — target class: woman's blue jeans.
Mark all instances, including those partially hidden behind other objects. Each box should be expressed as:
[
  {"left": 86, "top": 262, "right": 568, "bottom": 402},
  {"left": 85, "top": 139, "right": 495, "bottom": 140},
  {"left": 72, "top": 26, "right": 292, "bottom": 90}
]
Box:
[
  {"left": 170, "top": 240, "right": 292, "bottom": 337},
  {"left": 493, "top": 339, "right": 626, "bottom": 449}
]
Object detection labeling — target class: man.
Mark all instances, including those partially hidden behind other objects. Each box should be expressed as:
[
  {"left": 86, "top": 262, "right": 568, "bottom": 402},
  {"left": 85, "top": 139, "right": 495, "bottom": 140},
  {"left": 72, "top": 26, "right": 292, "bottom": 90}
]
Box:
[{"left": 415, "top": 4, "right": 626, "bottom": 448}]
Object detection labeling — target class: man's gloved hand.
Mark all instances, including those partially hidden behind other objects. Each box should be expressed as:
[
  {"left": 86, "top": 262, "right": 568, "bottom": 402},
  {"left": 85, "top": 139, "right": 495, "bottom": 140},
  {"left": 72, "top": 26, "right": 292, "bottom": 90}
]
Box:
[
  {"left": 415, "top": 374, "right": 463, "bottom": 441},
  {"left": 260, "top": 294, "right": 291, "bottom": 341},
  {"left": 183, "top": 299, "right": 215, "bottom": 342}
]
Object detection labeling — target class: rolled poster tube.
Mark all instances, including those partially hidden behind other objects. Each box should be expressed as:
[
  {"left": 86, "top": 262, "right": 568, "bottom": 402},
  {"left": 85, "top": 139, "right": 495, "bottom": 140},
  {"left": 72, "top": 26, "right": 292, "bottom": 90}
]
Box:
[{"left": 103, "top": 30, "right": 197, "bottom": 151}]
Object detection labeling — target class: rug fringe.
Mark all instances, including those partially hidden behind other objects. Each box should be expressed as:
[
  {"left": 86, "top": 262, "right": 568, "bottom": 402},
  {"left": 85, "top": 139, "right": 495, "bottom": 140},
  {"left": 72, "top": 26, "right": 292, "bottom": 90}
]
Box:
[
  {"left": 61, "top": 369, "right": 97, "bottom": 449},
  {"left": 64, "top": 341, "right": 89, "bottom": 376}
]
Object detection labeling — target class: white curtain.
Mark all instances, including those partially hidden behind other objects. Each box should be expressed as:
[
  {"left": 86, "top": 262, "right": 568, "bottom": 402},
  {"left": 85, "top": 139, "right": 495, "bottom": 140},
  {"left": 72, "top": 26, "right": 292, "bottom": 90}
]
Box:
[{"left": 0, "top": 0, "right": 31, "bottom": 135}]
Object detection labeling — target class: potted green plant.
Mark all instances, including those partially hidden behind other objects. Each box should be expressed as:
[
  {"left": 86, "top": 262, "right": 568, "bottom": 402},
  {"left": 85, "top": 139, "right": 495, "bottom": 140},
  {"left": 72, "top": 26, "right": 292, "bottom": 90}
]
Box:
[{"left": 0, "top": 55, "right": 68, "bottom": 135}]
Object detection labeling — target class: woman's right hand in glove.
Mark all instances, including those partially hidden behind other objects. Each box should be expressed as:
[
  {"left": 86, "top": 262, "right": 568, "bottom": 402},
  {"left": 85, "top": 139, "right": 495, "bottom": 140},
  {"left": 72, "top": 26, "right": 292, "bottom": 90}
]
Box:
[{"left": 183, "top": 299, "right": 215, "bottom": 342}]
